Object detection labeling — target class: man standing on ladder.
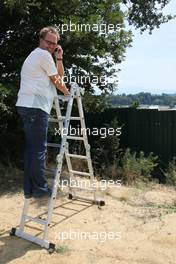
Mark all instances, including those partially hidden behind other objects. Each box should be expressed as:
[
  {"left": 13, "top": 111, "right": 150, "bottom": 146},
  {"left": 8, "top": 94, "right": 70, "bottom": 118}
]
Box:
[{"left": 16, "top": 26, "right": 69, "bottom": 199}]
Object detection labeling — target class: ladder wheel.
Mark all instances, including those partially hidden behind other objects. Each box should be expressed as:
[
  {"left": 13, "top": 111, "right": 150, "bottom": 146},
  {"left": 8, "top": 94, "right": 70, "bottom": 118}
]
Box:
[
  {"left": 48, "top": 243, "right": 55, "bottom": 254},
  {"left": 68, "top": 193, "right": 73, "bottom": 200},
  {"left": 10, "top": 228, "right": 16, "bottom": 236},
  {"left": 94, "top": 200, "right": 105, "bottom": 206},
  {"left": 99, "top": 200, "right": 105, "bottom": 206}
]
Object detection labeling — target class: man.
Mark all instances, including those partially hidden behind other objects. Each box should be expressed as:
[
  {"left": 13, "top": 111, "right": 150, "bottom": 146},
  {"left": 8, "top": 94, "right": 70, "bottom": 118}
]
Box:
[{"left": 16, "top": 26, "right": 69, "bottom": 199}]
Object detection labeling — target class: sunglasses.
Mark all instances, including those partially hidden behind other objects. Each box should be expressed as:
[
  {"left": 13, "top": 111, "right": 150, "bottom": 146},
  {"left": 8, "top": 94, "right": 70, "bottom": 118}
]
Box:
[{"left": 42, "top": 38, "right": 60, "bottom": 47}]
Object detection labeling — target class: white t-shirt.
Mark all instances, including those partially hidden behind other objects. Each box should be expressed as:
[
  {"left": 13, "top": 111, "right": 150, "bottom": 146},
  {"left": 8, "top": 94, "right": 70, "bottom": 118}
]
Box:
[{"left": 16, "top": 47, "right": 58, "bottom": 114}]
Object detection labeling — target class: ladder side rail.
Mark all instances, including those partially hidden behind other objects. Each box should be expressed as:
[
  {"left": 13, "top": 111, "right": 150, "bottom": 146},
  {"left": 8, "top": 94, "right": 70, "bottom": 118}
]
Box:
[
  {"left": 19, "top": 199, "right": 30, "bottom": 231},
  {"left": 75, "top": 89, "right": 89, "bottom": 146},
  {"left": 54, "top": 97, "right": 64, "bottom": 135},
  {"left": 43, "top": 86, "right": 76, "bottom": 241},
  {"left": 65, "top": 142, "right": 76, "bottom": 196},
  {"left": 75, "top": 87, "right": 96, "bottom": 200},
  {"left": 76, "top": 88, "right": 94, "bottom": 180}
]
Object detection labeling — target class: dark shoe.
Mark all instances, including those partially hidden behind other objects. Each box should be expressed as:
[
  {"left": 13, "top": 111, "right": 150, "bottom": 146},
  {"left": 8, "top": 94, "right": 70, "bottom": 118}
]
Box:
[
  {"left": 24, "top": 194, "right": 32, "bottom": 199},
  {"left": 32, "top": 188, "right": 52, "bottom": 199}
]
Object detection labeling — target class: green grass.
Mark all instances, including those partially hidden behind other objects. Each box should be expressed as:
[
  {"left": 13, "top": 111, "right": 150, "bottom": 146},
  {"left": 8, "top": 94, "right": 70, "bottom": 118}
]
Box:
[{"left": 55, "top": 244, "right": 71, "bottom": 254}]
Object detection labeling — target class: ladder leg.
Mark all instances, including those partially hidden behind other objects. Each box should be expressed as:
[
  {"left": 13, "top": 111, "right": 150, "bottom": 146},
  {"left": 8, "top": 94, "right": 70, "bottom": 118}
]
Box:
[
  {"left": 43, "top": 162, "right": 62, "bottom": 241},
  {"left": 65, "top": 142, "right": 76, "bottom": 197},
  {"left": 19, "top": 198, "right": 30, "bottom": 231},
  {"left": 43, "top": 90, "right": 75, "bottom": 240},
  {"left": 76, "top": 89, "right": 97, "bottom": 201},
  {"left": 54, "top": 97, "right": 64, "bottom": 135}
]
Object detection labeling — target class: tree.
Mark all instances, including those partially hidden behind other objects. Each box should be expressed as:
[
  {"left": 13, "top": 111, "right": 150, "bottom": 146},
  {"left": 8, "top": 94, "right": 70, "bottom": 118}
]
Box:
[
  {"left": 130, "top": 100, "right": 140, "bottom": 108},
  {"left": 122, "top": 0, "right": 173, "bottom": 33},
  {"left": 0, "top": 0, "right": 174, "bottom": 92},
  {"left": 0, "top": 0, "right": 132, "bottom": 93}
]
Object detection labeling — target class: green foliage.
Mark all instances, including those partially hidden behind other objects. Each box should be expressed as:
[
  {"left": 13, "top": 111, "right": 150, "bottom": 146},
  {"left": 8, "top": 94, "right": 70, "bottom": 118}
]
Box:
[
  {"left": 0, "top": 82, "right": 18, "bottom": 133},
  {"left": 130, "top": 100, "right": 140, "bottom": 109},
  {"left": 55, "top": 244, "right": 71, "bottom": 254},
  {"left": 91, "top": 117, "right": 158, "bottom": 184},
  {"left": 0, "top": 0, "right": 132, "bottom": 92},
  {"left": 119, "top": 149, "right": 158, "bottom": 185},
  {"left": 0, "top": 83, "right": 22, "bottom": 165},
  {"left": 164, "top": 157, "right": 176, "bottom": 185},
  {"left": 122, "top": 0, "right": 174, "bottom": 33},
  {"left": 0, "top": 0, "right": 174, "bottom": 89},
  {"left": 92, "top": 117, "right": 121, "bottom": 179},
  {"left": 0, "top": 83, "right": 12, "bottom": 117},
  {"left": 0, "top": 162, "right": 23, "bottom": 193},
  {"left": 83, "top": 92, "right": 111, "bottom": 113}
]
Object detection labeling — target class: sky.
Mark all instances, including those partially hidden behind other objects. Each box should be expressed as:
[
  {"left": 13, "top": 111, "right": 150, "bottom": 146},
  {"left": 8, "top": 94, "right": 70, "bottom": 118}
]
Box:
[{"left": 117, "top": 0, "right": 176, "bottom": 95}]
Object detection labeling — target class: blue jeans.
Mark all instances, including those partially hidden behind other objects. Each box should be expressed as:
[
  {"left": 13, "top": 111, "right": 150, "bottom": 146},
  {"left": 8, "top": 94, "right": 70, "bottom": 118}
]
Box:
[{"left": 17, "top": 107, "right": 50, "bottom": 196}]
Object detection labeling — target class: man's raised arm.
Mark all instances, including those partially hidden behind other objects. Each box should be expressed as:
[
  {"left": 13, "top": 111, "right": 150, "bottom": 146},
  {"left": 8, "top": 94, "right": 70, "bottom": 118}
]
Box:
[{"left": 50, "top": 73, "right": 69, "bottom": 96}]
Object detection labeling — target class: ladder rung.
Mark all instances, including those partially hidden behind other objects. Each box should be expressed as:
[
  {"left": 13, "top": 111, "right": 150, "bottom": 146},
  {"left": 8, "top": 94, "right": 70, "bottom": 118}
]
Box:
[
  {"left": 25, "top": 215, "right": 47, "bottom": 225},
  {"left": 70, "top": 195, "right": 96, "bottom": 203},
  {"left": 70, "top": 170, "right": 91, "bottom": 176},
  {"left": 15, "top": 229, "right": 50, "bottom": 249},
  {"left": 47, "top": 143, "right": 61, "bottom": 148},
  {"left": 67, "top": 136, "right": 84, "bottom": 140},
  {"left": 57, "top": 95, "right": 76, "bottom": 101},
  {"left": 44, "top": 168, "right": 56, "bottom": 174},
  {"left": 69, "top": 117, "right": 82, "bottom": 120},
  {"left": 57, "top": 95, "right": 71, "bottom": 101},
  {"left": 49, "top": 117, "right": 63, "bottom": 122},
  {"left": 67, "top": 154, "right": 88, "bottom": 159},
  {"left": 70, "top": 186, "right": 95, "bottom": 192},
  {"left": 70, "top": 195, "right": 105, "bottom": 205},
  {"left": 49, "top": 117, "right": 81, "bottom": 122}
]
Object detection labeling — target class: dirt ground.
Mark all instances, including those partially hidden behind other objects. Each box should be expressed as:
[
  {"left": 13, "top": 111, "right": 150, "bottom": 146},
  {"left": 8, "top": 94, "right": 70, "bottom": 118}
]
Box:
[{"left": 0, "top": 181, "right": 176, "bottom": 264}]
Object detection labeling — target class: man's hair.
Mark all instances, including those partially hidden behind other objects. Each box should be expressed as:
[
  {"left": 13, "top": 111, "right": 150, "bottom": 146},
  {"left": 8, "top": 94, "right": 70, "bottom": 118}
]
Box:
[{"left": 39, "top": 26, "right": 60, "bottom": 41}]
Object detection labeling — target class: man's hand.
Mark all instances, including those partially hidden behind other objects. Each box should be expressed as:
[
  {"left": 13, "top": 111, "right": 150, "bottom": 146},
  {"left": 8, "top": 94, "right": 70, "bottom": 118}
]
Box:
[
  {"left": 56, "top": 45, "right": 63, "bottom": 59},
  {"left": 64, "top": 90, "right": 70, "bottom": 96}
]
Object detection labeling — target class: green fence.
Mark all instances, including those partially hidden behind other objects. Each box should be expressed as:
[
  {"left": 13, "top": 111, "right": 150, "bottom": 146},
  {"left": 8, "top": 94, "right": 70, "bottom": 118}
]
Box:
[{"left": 85, "top": 108, "right": 176, "bottom": 161}]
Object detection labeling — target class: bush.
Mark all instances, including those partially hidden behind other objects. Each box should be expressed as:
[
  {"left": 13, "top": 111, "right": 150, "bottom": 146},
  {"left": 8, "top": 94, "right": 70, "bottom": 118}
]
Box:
[
  {"left": 119, "top": 149, "right": 158, "bottom": 185},
  {"left": 91, "top": 117, "right": 158, "bottom": 185},
  {"left": 164, "top": 158, "right": 176, "bottom": 186},
  {"left": 0, "top": 83, "right": 22, "bottom": 165},
  {"left": 92, "top": 117, "right": 121, "bottom": 179}
]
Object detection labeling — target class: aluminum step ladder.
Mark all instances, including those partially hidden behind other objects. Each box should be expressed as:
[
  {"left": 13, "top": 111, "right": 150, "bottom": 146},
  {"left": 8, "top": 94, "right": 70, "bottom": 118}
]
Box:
[{"left": 10, "top": 83, "right": 105, "bottom": 253}]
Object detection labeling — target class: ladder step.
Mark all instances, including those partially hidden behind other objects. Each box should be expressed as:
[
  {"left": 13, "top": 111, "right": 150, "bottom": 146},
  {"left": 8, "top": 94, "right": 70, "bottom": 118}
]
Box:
[
  {"left": 49, "top": 117, "right": 81, "bottom": 122},
  {"left": 67, "top": 136, "right": 84, "bottom": 140},
  {"left": 44, "top": 167, "right": 56, "bottom": 175},
  {"left": 25, "top": 215, "right": 47, "bottom": 225},
  {"left": 57, "top": 95, "right": 71, "bottom": 101},
  {"left": 70, "top": 170, "right": 91, "bottom": 176},
  {"left": 67, "top": 154, "right": 88, "bottom": 159},
  {"left": 15, "top": 229, "right": 50, "bottom": 249},
  {"left": 47, "top": 143, "right": 61, "bottom": 148},
  {"left": 57, "top": 95, "right": 76, "bottom": 102},
  {"left": 69, "top": 195, "right": 95, "bottom": 203},
  {"left": 49, "top": 117, "right": 62, "bottom": 122},
  {"left": 70, "top": 186, "right": 95, "bottom": 192},
  {"left": 70, "top": 195, "right": 105, "bottom": 206}
]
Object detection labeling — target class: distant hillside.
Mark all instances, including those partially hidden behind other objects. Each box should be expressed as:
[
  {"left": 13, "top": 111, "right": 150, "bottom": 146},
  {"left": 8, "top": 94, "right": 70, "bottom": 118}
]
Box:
[{"left": 108, "top": 92, "right": 176, "bottom": 107}]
